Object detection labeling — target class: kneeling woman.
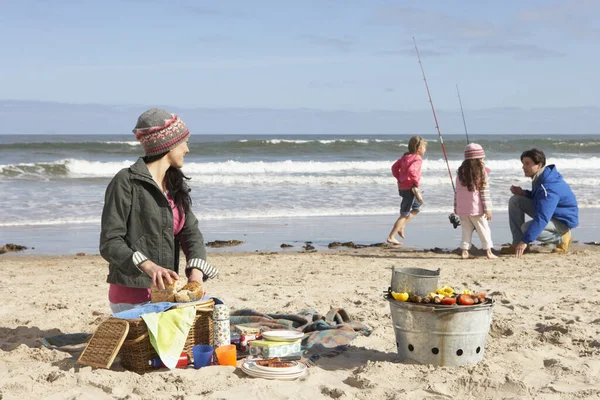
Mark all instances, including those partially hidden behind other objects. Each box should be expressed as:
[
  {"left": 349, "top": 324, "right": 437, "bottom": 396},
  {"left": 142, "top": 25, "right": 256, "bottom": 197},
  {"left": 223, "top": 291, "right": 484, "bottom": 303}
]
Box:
[{"left": 100, "top": 108, "right": 218, "bottom": 313}]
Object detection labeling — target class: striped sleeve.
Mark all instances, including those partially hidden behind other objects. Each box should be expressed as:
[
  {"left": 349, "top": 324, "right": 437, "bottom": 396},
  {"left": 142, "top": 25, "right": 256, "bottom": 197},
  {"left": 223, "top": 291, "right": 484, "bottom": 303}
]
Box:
[
  {"left": 480, "top": 180, "right": 492, "bottom": 214},
  {"left": 132, "top": 251, "right": 149, "bottom": 272},
  {"left": 186, "top": 258, "right": 219, "bottom": 280}
]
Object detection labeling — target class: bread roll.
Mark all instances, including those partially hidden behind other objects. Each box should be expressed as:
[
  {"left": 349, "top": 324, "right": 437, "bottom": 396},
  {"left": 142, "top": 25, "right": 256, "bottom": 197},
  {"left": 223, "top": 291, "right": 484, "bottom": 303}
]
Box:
[
  {"left": 175, "top": 290, "right": 193, "bottom": 303},
  {"left": 181, "top": 281, "right": 203, "bottom": 302},
  {"left": 150, "top": 277, "right": 188, "bottom": 303}
]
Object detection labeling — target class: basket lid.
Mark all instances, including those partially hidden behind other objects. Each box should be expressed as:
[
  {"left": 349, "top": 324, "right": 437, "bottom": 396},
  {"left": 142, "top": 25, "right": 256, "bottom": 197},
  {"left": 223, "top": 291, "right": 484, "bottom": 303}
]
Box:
[
  {"left": 77, "top": 318, "right": 129, "bottom": 369},
  {"left": 170, "top": 298, "right": 215, "bottom": 311}
]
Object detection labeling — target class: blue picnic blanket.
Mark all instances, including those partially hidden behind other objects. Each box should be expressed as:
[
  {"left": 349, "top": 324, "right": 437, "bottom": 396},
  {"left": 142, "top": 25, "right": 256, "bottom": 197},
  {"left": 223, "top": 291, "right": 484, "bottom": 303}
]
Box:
[
  {"left": 112, "top": 296, "right": 223, "bottom": 319},
  {"left": 229, "top": 307, "right": 372, "bottom": 362}
]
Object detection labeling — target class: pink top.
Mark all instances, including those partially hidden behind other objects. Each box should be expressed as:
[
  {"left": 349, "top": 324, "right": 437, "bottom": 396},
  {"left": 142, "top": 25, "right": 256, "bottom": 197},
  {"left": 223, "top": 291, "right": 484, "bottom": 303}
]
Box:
[
  {"left": 454, "top": 168, "right": 492, "bottom": 216},
  {"left": 391, "top": 154, "right": 423, "bottom": 190},
  {"left": 167, "top": 195, "right": 185, "bottom": 236},
  {"left": 108, "top": 193, "right": 185, "bottom": 304}
]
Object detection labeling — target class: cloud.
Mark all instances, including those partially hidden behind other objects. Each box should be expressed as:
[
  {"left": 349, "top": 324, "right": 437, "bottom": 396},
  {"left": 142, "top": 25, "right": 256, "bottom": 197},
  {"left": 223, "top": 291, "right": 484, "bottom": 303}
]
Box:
[
  {"left": 376, "top": 47, "right": 446, "bottom": 58},
  {"left": 368, "top": 6, "right": 505, "bottom": 41},
  {"left": 195, "top": 34, "right": 229, "bottom": 43},
  {"left": 469, "top": 42, "right": 564, "bottom": 59},
  {"left": 180, "top": 4, "right": 247, "bottom": 18},
  {"left": 121, "top": 0, "right": 248, "bottom": 18},
  {"left": 308, "top": 80, "right": 355, "bottom": 89},
  {"left": 305, "top": 35, "right": 355, "bottom": 52},
  {"left": 60, "top": 55, "right": 344, "bottom": 72},
  {"left": 368, "top": 4, "right": 582, "bottom": 59},
  {"left": 518, "top": 0, "right": 600, "bottom": 39}
]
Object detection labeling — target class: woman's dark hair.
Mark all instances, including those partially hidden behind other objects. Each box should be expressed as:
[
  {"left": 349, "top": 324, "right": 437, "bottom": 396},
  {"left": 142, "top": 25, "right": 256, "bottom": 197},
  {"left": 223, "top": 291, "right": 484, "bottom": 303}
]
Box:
[
  {"left": 520, "top": 148, "right": 546, "bottom": 167},
  {"left": 458, "top": 158, "right": 487, "bottom": 192},
  {"left": 144, "top": 153, "right": 192, "bottom": 213}
]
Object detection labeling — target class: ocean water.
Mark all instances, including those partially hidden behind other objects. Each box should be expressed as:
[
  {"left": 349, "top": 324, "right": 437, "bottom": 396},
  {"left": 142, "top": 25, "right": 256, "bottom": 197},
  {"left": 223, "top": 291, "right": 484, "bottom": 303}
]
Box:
[{"left": 1, "top": 134, "right": 598, "bottom": 254}]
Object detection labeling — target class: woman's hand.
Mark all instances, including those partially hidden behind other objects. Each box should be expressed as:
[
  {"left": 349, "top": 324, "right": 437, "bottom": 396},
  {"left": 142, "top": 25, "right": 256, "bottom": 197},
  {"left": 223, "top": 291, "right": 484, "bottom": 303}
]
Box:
[
  {"left": 187, "top": 268, "right": 207, "bottom": 297},
  {"left": 485, "top": 211, "right": 493, "bottom": 221},
  {"left": 139, "top": 260, "right": 179, "bottom": 289}
]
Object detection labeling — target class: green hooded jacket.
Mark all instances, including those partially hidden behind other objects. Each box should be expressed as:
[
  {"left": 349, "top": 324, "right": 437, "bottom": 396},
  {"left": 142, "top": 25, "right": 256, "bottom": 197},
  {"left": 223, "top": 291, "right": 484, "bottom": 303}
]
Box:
[{"left": 100, "top": 158, "right": 215, "bottom": 288}]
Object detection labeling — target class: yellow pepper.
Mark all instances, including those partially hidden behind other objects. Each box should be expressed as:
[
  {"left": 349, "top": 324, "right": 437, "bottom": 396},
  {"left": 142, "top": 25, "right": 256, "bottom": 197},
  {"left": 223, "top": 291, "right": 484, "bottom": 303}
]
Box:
[
  {"left": 391, "top": 291, "right": 409, "bottom": 302},
  {"left": 462, "top": 289, "right": 473, "bottom": 295},
  {"left": 429, "top": 292, "right": 444, "bottom": 299},
  {"left": 437, "top": 285, "right": 455, "bottom": 297}
]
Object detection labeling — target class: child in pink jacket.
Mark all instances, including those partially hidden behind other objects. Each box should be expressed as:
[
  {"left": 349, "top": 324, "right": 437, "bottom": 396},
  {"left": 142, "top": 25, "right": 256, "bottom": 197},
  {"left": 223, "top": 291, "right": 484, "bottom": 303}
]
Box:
[
  {"left": 387, "top": 136, "right": 427, "bottom": 245},
  {"left": 454, "top": 143, "right": 497, "bottom": 259}
]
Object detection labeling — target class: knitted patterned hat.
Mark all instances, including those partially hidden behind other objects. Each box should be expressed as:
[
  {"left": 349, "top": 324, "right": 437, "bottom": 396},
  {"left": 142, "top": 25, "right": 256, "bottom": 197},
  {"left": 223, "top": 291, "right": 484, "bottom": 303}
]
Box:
[
  {"left": 464, "top": 143, "right": 485, "bottom": 160},
  {"left": 133, "top": 108, "right": 189, "bottom": 156}
]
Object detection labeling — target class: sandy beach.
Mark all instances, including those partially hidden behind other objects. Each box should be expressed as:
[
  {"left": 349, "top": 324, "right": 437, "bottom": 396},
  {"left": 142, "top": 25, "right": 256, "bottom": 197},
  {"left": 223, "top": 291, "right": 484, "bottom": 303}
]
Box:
[{"left": 1, "top": 245, "right": 600, "bottom": 400}]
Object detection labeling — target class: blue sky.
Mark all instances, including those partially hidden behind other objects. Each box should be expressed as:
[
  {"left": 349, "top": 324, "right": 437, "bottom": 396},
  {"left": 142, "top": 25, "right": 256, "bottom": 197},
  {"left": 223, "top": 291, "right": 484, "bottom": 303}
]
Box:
[{"left": 1, "top": 0, "right": 599, "bottom": 113}]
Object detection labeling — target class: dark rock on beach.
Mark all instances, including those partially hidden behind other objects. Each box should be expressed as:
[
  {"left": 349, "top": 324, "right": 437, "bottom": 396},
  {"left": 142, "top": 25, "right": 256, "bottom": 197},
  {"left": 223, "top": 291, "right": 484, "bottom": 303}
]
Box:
[
  {"left": 0, "top": 243, "right": 28, "bottom": 254},
  {"left": 280, "top": 243, "right": 293, "bottom": 248},
  {"left": 206, "top": 240, "right": 244, "bottom": 248},
  {"left": 428, "top": 247, "right": 452, "bottom": 254},
  {"left": 302, "top": 242, "right": 316, "bottom": 252},
  {"left": 328, "top": 241, "right": 386, "bottom": 249},
  {"left": 341, "top": 241, "right": 365, "bottom": 248}
]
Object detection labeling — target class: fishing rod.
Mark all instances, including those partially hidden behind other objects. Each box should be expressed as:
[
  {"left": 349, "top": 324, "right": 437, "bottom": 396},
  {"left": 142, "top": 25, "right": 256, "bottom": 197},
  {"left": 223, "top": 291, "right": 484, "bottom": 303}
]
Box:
[
  {"left": 456, "top": 84, "right": 470, "bottom": 144},
  {"left": 412, "top": 37, "right": 455, "bottom": 192}
]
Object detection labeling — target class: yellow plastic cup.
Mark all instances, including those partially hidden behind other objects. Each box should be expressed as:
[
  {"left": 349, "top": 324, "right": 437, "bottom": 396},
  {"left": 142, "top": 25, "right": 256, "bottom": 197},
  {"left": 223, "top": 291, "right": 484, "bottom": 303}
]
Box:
[{"left": 214, "top": 344, "right": 237, "bottom": 367}]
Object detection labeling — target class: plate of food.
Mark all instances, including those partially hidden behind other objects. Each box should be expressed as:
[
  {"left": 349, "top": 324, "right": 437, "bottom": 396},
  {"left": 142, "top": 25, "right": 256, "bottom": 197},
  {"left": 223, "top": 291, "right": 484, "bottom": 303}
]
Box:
[
  {"left": 261, "top": 330, "right": 304, "bottom": 342},
  {"left": 251, "top": 358, "right": 300, "bottom": 372}
]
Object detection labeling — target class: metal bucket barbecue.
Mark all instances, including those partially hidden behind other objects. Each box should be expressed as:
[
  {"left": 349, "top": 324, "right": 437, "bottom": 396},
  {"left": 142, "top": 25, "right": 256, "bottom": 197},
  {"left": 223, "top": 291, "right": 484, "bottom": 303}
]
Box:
[
  {"left": 388, "top": 297, "right": 494, "bottom": 366},
  {"left": 390, "top": 267, "right": 440, "bottom": 297}
]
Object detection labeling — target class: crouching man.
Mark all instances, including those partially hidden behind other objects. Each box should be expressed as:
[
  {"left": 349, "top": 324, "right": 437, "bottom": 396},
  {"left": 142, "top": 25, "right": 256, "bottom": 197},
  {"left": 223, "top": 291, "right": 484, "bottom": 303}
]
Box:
[{"left": 502, "top": 148, "right": 578, "bottom": 257}]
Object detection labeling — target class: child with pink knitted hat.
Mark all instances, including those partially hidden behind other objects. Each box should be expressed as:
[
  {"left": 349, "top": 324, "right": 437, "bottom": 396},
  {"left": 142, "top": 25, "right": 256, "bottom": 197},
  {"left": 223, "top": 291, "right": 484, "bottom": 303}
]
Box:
[{"left": 454, "top": 143, "right": 497, "bottom": 259}]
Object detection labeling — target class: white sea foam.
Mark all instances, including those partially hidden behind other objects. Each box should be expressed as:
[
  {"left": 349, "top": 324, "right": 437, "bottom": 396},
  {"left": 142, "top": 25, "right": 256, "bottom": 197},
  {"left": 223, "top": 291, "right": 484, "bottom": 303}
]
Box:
[
  {"left": 266, "top": 139, "right": 309, "bottom": 144},
  {"left": 0, "top": 216, "right": 101, "bottom": 227},
  {"left": 66, "top": 159, "right": 135, "bottom": 177},
  {"left": 262, "top": 139, "right": 397, "bottom": 145},
  {"left": 187, "top": 174, "right": 455, "bottom": 186},
  {"left": 182, "top": 157, "right": 600, "bottom": 175},
  {"left": 103, "top": 141, "right": 140, "bottom": 146},
  {"left": 4, "top": 203, "right": 600, "bottom": 227},
  {"left": 3, "top": 157, "right": 600, "bottom": 183}
]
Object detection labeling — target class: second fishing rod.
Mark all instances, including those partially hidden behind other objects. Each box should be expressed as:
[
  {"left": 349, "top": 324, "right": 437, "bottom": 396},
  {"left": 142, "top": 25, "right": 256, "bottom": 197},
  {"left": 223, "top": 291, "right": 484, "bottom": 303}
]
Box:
[{"left": 412, "top": 37, "right": 462, "bottom": 228}]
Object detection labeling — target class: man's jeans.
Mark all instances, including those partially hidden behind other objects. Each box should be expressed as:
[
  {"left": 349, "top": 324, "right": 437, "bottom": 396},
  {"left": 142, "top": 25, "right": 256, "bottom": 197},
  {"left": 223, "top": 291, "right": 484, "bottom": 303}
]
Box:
[{"left": 508, "top": 195, "right": 568, "bottom": 245}]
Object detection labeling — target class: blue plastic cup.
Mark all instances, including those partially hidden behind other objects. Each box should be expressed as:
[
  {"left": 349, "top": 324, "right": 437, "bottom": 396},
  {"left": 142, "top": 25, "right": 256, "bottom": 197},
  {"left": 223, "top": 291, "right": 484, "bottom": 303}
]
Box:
[{"left": 192, "top": 344, "right": 214, "bottom": 369}]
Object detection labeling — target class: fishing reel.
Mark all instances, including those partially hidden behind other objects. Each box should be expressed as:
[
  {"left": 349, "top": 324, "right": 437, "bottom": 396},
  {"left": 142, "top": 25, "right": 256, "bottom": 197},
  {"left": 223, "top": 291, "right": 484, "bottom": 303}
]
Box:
[{"left": 448, "top": 213, "right": 461, "bottom": 229}]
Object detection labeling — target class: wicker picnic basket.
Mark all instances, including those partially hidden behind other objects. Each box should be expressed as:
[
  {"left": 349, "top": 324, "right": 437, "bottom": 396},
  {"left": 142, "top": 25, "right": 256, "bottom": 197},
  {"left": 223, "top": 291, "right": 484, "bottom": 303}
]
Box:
[{"left": 118, "top": 299, "right": 215, "bottom": 373}]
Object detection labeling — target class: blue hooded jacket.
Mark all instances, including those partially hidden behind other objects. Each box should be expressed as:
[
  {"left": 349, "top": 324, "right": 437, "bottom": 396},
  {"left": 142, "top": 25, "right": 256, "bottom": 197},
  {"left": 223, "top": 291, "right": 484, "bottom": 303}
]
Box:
[{"left": 521, "top": 164, "right": 578, "bottom": 244}]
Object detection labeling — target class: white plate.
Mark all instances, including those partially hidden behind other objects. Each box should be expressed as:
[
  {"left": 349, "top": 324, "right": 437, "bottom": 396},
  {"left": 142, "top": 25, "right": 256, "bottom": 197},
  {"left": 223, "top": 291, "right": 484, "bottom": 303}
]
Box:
[
  {"left": 242, "top": 370, "right": 305, "bottom": 380},
  {"left": 247, "top": 360, "right": 304, "bottom": 374},
  {"left": 261, "top": 330, "right": 304, "bottom": 342},
  {"left": 242, "top": 361, "right": 307, "bottom": 380}
]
